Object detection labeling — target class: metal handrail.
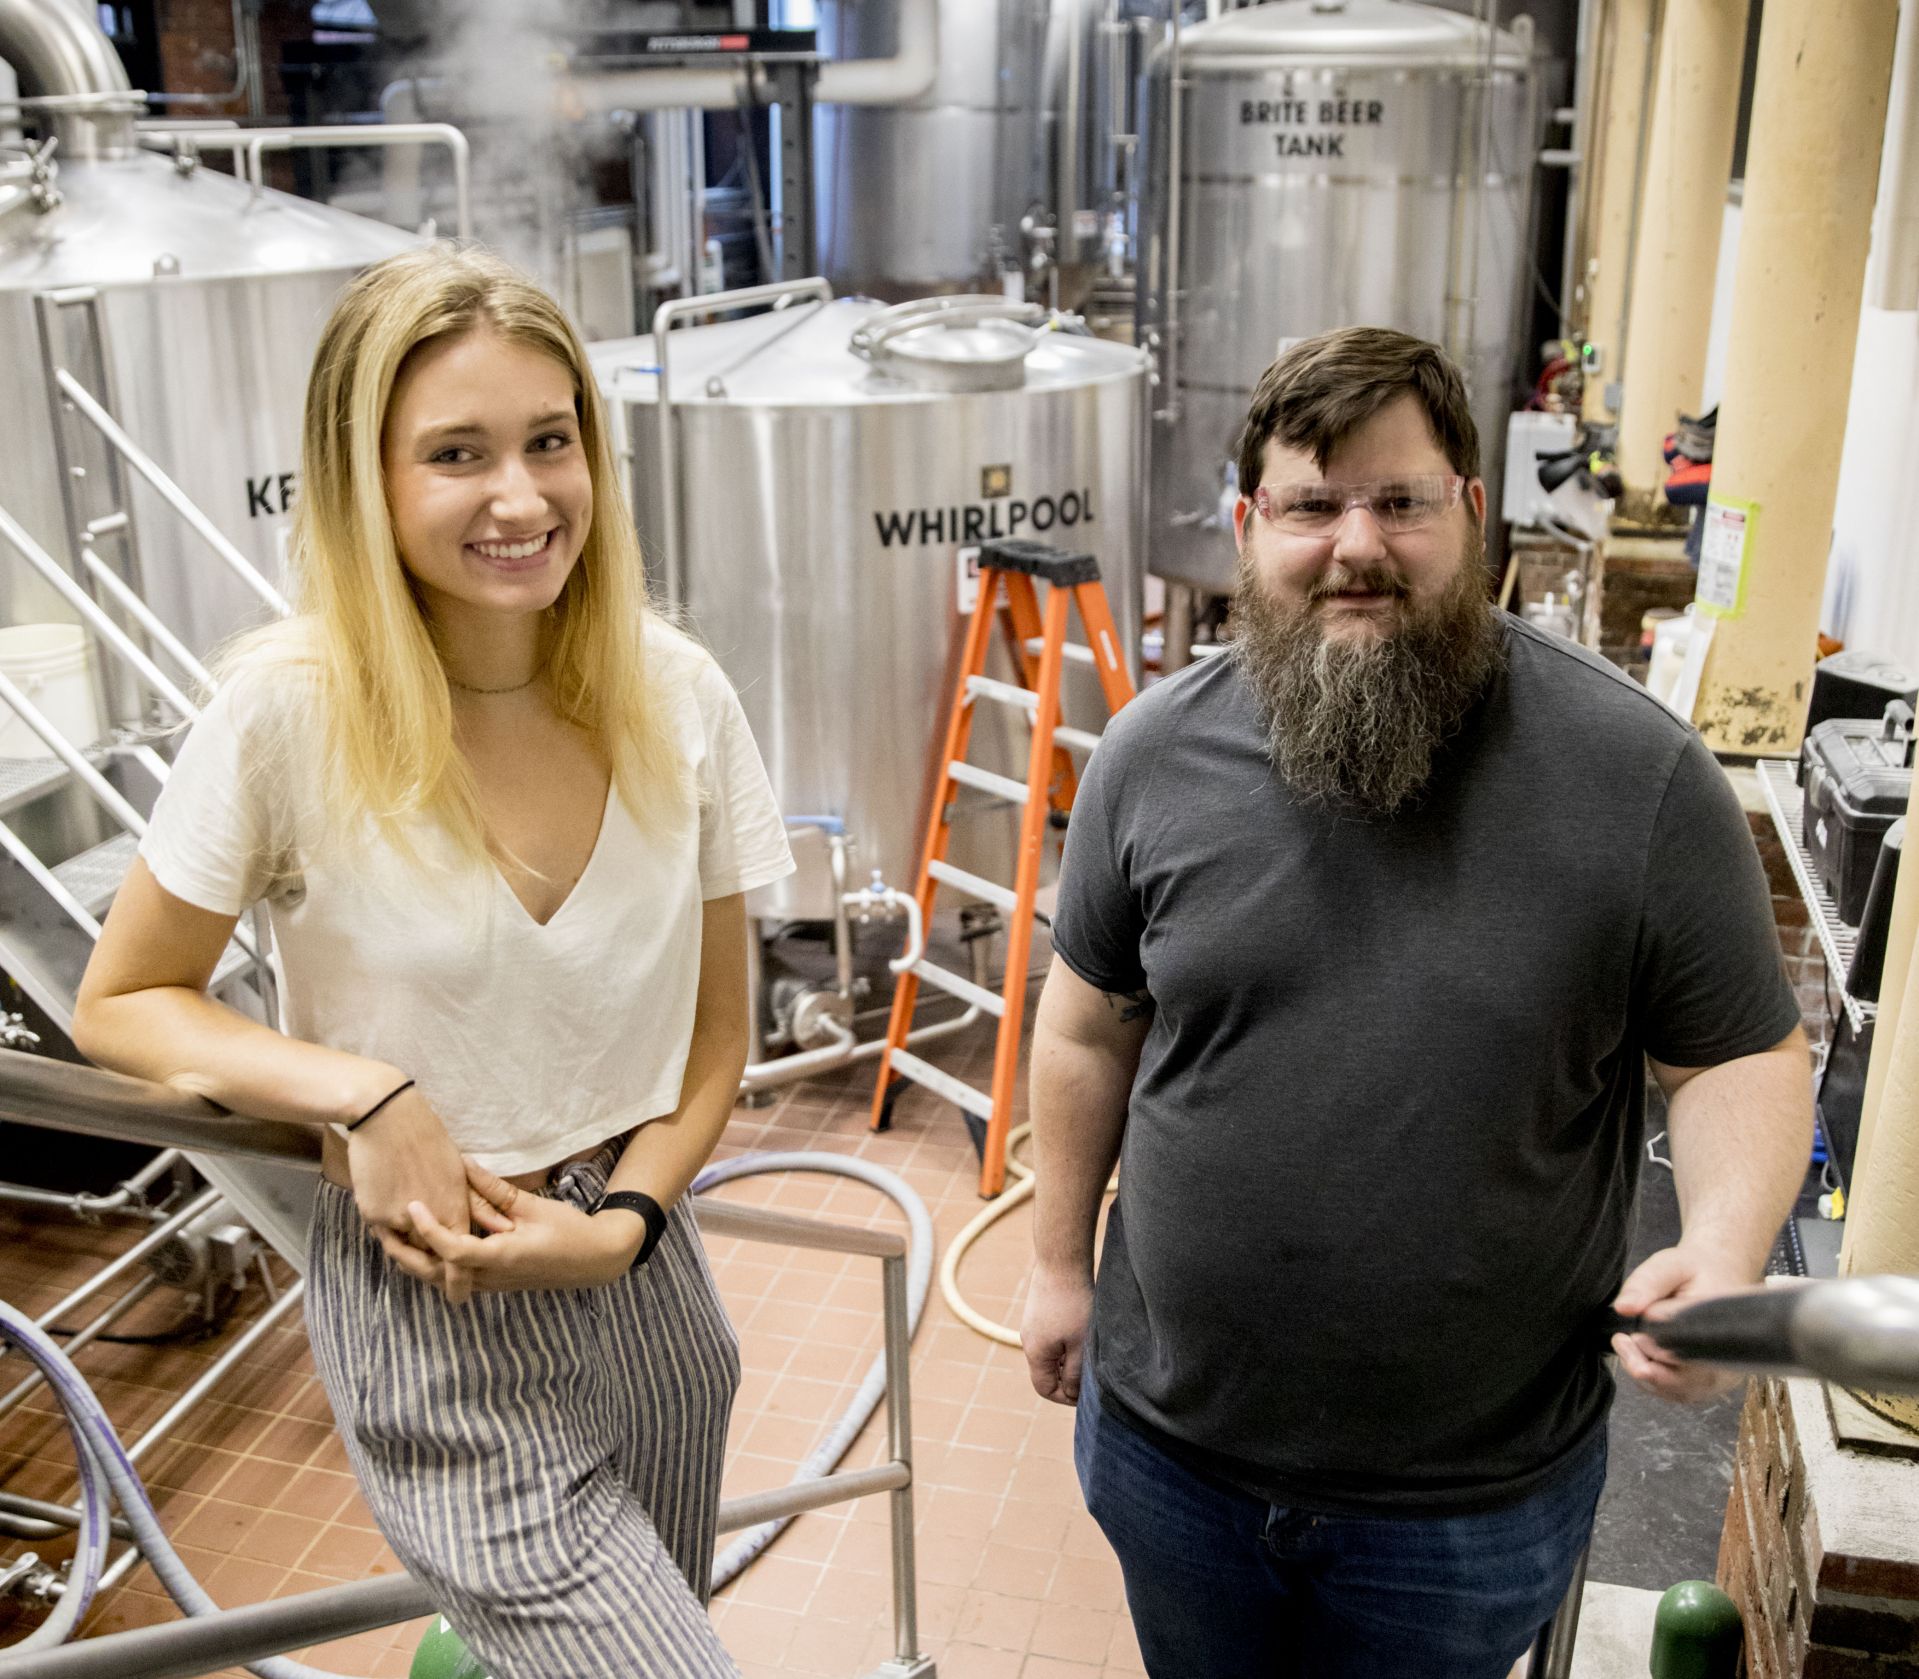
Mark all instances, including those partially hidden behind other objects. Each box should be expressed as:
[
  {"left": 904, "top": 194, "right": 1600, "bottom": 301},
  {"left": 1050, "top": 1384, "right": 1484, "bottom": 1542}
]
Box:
[
  {"left": 240, "top": 125, "right": 471, "bottom": 240},
  {"left": 0, "top": 1048, "right": 927, "bottom": 1679},
  {"left": 0, "top": 498, "right": 201, "bottom": 722},
  {"left": 51, "top": 369, "right": 291, "bottom": 620}
]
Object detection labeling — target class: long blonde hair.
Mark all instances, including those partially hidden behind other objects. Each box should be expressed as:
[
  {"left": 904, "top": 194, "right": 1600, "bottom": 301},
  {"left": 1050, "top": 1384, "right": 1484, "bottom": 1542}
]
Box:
[{"left": 233, "top": 244, "right": 690, "bottom": 866}]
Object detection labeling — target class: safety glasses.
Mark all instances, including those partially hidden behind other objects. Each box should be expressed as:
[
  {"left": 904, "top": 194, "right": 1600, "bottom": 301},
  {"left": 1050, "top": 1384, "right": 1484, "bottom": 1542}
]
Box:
[{"left": 1252, "top": 474, "right": 1466, "bottom": 536}]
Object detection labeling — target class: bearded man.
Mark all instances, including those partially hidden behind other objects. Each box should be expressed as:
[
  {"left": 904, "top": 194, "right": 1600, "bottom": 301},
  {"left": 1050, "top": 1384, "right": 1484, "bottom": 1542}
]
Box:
[{"left": 1021, "top": 327, "right": 1811, "bottom": 1677}]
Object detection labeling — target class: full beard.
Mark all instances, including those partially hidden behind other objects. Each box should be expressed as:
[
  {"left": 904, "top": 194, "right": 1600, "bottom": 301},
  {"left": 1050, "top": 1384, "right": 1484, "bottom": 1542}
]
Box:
[{"left": 1231, "top": 530, "right": 1506, "bottom": 817}]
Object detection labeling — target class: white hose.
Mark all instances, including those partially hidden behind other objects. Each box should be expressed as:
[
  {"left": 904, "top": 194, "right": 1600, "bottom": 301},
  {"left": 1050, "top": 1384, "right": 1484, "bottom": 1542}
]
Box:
[
  {"left": 0, "top": 1151, "right": 935, "bottom": 1667},
  {"left": 939, "top": 1128, "right": 1037, "bottom": 1347},
  {"left": 692, "top": 1151, "right": 935, "bottom": 1589},
  {"left": 938, "top": 1125, "right": 1116, "bottom": 1349}
]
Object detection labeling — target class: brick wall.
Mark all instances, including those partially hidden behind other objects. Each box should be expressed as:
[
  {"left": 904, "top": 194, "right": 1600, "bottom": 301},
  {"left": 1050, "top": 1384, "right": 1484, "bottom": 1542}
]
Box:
[
  {"left": 154, "top": 0, "right": 305, "bottom": 120},
  {"left": 1721, "top": 1380, "right": 1816, "bottom": 1677},
  {"left": 1720, "top": 1380, "right": 1919, "bottom": 1675}
]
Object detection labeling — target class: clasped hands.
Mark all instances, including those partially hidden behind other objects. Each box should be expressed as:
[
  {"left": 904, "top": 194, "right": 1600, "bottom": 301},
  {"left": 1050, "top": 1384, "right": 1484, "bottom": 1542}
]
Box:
[{"left": 344, "top": 1089, "right": 637, "bottom": 1306}]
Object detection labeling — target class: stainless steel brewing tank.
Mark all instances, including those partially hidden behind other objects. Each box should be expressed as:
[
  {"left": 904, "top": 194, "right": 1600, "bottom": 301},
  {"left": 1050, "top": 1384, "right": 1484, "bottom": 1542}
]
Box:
[
  {"left": 0, "top": 153, "right": 417, "bottom": 652},
  {"left": 595, "top": 297, "right": 1147, "bottom": 922},
  {"left": 814, "top": 0, "right": 1050, "bottom": 295},
  {"left": 1141, "top": 0, "right": 1539, "bottom": 592}
]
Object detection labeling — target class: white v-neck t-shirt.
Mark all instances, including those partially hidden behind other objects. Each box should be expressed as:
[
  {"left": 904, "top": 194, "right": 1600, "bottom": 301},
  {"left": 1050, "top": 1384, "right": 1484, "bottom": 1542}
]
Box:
[{"left": 140, "top": 624, "right": 794, "bottom": 1175}]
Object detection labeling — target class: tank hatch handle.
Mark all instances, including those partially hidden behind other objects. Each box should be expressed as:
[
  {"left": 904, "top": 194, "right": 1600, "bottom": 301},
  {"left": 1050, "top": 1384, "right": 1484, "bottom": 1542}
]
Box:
[{"left": 850, "top": 295, "right": 1047, "bottom": 365}]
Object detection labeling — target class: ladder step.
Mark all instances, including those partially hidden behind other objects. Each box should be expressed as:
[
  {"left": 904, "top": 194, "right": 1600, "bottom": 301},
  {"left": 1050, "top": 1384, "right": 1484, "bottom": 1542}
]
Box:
[
  {"left": 50, "top": 832, "right": 139, "bottom": 915},
  {"left": 0, "top": 758, "right": 73, "bottom": 821},
  {"left": 927, "top": 860, "right": 1018, "bottom": 914},
  {"left": 965, "top": 674, "right": 1038, "bottom": 712},
  {"left": 965, "top": 677, "right": 1103, "bottom": 757},
  {"left": 1024, "top": 636, "right": 1097, "bottom": 667},
  {"left": 889, "top": 1049, "right": 995, "bottom": 1121},
  {"left": 910, "top": 958, "right": 1006, "bottom": 1018},
  {"left": 948, "top": 761, "right": 1030, "bottom": 805},
  {"left": 927, "top": 859, "right": 1054, "bottom": 925}
]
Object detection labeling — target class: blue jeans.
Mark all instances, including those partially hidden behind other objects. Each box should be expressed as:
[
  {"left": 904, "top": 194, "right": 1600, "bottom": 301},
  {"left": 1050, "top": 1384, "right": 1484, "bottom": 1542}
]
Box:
[{"left": 1075, "top": 1364, "right": 1606, "bottom": 1678}]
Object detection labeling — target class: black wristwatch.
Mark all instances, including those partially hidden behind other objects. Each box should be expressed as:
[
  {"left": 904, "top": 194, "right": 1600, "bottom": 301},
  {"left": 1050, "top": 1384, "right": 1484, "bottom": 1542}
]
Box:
[{"left": 589, "top": 1191, "right": 668, "bottom": 1270}]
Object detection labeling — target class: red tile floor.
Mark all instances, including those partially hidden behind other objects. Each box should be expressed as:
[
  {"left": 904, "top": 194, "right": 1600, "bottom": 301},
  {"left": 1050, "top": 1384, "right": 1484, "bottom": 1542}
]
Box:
[{"left": 0, "top": 1011, "right": 1146, "bottom": 1678}]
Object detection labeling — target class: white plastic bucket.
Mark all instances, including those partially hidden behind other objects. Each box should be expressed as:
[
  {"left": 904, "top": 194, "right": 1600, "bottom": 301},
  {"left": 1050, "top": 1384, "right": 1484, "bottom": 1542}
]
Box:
[
  {"left": 0, "top": 625, "right": 103, "bottom": 760},
  {"left": 1647, "top": 608, "right": 1695, "bottom": 707}
]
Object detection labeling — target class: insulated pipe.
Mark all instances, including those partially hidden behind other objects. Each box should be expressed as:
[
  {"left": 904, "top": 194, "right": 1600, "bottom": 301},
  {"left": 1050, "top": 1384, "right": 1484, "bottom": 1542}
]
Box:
[
  {"left": 1689, "top": 0, "right": 1900, "bottom": 755},
  {"left": 1577, "top": 0, "right": 1659, "bottom": 421},
  {"left": 0, "top": 0, "right": 135, "bottom": 159},
  {"left": 1612, "top": 0, "right": 1747, "bottom": 500},
  {"left": 1843, "top": 827, "right": 1919, "bottom": 1435},
  {"left": 1868, "top": 0, "right": 1919, "bottom": 311},
  {"left": 0, "top": 0, "right": 128, "bottom": 100},
  {"left": 555, "top": 0, "right": 937, "bottom": 117},
  {"left": 1849, "top": 767, "right": 1919, "bottom": 1214}
]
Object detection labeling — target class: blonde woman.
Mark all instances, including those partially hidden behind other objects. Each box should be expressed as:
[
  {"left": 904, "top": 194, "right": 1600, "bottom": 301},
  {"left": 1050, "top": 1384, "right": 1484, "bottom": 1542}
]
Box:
[{"left": 71, "top": 245, "right": 791, "bottom": 1676}]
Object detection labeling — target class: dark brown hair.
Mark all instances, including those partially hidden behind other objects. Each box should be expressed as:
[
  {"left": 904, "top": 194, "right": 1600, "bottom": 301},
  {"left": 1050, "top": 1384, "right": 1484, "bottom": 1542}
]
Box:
[{"left": 1232, "top": 327, "right": 1480, "bottom": 494}]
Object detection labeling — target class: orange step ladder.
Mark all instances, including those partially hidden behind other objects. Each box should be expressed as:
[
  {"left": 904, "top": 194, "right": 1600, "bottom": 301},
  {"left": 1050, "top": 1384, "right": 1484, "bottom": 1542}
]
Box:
[{"left": 868, "top": 538, "right": 1136, "bottom": 1196}]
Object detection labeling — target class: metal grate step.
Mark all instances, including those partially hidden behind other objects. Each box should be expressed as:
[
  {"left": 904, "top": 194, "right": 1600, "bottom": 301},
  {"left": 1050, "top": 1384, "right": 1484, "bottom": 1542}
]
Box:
[
  {"left": 50, "top": 831, "right": 139, "bottom": 916},
  {"left": 0, "top": 757, "right": 72, "bottom": 820}
]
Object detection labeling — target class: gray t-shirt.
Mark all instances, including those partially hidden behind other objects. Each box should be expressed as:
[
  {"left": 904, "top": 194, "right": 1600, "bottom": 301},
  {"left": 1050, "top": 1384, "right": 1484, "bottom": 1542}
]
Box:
[{"left": 1051, "top": 618, "right": 1801, "bottom": 1514}]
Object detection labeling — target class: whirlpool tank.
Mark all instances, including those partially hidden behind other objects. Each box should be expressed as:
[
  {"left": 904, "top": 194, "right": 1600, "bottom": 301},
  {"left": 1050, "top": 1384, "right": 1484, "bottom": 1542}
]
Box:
[
  {"left": 1141, "top": 0, "right": 1540, "bottom": 593},
  {"left": 594, "top": 290, "right": 1147, "bottom": 921}
]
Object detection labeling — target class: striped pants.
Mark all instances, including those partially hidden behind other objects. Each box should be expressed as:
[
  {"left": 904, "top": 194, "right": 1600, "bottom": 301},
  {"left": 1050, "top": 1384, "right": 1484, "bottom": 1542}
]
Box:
[{"left": 305, "top": 1148, "right": 742, "bottom": 1678}]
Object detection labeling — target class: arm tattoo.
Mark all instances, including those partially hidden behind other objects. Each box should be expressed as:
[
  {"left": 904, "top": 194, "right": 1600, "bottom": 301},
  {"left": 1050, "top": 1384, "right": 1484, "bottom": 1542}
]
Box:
[{"left": 1103, "top": 988, "right": 1155, "bottom": 1024}]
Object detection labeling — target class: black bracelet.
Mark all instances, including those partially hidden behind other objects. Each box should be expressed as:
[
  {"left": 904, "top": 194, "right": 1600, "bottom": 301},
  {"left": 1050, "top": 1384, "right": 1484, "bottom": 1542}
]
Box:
[
  {"left": 591, "top": 1191, "right": 668, "bottom": 1269},
  {"left": 345, "top": 1078, "right": 415, "bottom": 1133}
]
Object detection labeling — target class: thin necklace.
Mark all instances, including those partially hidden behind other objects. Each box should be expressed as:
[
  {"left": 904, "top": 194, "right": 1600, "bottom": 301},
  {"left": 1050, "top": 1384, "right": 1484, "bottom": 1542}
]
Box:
[{"left": 446, "top": 664, "right": 545, "bottom": 696}]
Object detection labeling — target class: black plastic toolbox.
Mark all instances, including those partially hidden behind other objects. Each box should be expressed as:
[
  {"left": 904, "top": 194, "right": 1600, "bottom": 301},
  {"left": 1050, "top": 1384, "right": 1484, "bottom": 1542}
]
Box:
[{"left": 1801, "top": 707, "right": 1914, "bottom": 925}]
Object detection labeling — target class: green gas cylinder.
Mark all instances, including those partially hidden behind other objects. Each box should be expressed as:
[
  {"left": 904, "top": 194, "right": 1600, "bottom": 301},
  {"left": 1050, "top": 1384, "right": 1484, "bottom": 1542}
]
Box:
[
  {"left": 1648, "top": 1581, "right": 1743, "bottom": 1679},
  {"left": 409, "top": 1615, "right": 491, "bottom": 1679}
]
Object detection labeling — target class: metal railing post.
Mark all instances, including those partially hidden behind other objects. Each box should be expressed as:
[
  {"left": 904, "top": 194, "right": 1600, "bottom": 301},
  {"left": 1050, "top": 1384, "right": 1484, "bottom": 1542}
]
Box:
[
  {"left": 881, "top": 1247, "right": 922, "bottom": 1666},
  {"left": 1528, "top": 1538, "right": 1590, "bottom": 1678}
]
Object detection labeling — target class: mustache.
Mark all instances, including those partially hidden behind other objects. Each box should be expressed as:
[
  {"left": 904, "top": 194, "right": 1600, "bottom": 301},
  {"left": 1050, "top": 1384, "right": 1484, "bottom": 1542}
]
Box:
[{"left": 1308, "top": 565, "right": 1411, "bottom": 603}]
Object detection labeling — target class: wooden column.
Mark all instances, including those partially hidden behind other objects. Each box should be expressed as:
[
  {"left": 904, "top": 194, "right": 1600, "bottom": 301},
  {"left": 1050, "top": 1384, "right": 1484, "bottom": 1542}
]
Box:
[
  {"left": 1577, "top": 0, "right": 1661, "bottom": 424},
  {"left": 1844, "top": 935, "right": 1919, "bottom": 1432},
  {"left": 1844, "top": 796, "right": 1919, "bottom": 1436},
  {"left": 1690, "top": 0, "right": 1899, "bottom": 756},
  {"left": 1612, "top": 0, "right": 1749, "bottom": 496}
]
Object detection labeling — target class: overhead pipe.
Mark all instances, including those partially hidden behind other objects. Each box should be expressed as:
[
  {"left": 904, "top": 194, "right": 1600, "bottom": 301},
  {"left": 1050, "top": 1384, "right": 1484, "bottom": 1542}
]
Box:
[
  {"left": 1867, "top": 0, "right": 1919, "bottom": 311},
  {"left": 0, "top": 0, "right": 137, "bottom": 159},
  {"left": 1577, "top": 0, "right": 1662, "bottom": 423},
  {"left": 1612, "top": 0, "right": 1749, "bottom": 506},
  {"left": 0, "top": 0, "right": 128, "bottom": 101},
  {"left": 555, "top": 0, "right": 937, "bottom": 118}
]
